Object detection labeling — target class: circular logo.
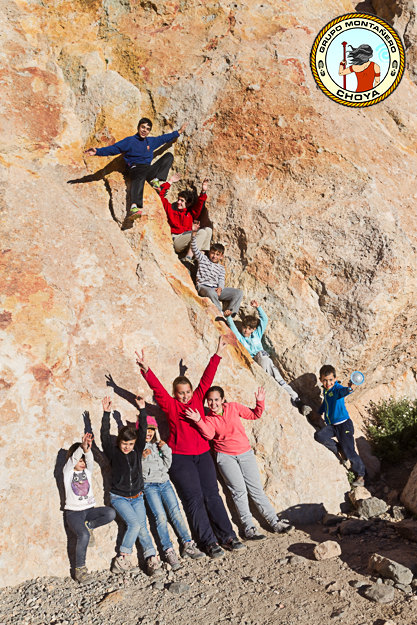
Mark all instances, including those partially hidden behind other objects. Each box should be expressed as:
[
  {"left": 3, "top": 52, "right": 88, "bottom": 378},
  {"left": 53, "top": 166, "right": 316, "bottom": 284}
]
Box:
[{"left": 310, "top": 13, "right": 405, "bottom": 107}]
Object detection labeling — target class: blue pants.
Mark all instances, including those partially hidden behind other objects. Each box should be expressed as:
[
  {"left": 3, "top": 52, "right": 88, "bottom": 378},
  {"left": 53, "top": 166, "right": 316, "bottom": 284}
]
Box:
[
  {"left": 169, "top": 451, "right": 236, "bottom": 547},
  {"left": 314, "top": 420, "right": 366, "bottom": 477},
  {"left": 110, "top": 492, "right": 156, "bottom": 558},
  {"left": 144, "top": 480, "right": 191, "bottom": 551},
  {"left": 65, "top": 506, "right": 116, "bottom": 568}
]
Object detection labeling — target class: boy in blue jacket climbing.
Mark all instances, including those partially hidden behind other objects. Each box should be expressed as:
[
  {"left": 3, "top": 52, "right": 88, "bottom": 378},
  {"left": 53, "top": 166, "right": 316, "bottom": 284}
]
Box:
[
  {"left": 85, "top": 118, "right": 186, "bottom": 219},
  {"left": 315, "top": 364, "right": 366, "bottom": 486}
]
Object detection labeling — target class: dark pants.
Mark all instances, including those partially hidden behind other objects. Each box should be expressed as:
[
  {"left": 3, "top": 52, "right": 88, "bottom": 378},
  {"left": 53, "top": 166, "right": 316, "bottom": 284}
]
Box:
[
  {"left": 169, "top": 451, "right": 236, "bottom": 548},
  {"left": 128, "top": 152, "right": 173, "bottom": 208},
  {"left": 65, "top": 506, "right": 116, "bottom": 567},
  {"left": 314, "top": 420, "right": 366, "bottom": 476}
]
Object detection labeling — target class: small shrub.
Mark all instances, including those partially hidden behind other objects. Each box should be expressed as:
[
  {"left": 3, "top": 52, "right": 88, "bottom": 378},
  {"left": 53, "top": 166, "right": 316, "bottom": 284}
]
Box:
[{"left": 365, "top": 397, "right": 417, "bottom": 462}]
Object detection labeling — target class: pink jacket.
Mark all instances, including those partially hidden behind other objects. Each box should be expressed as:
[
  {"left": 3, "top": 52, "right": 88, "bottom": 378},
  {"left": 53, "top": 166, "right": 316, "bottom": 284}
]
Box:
[{"left": 195, "top": 400, "right": 265, "bottom": 455}]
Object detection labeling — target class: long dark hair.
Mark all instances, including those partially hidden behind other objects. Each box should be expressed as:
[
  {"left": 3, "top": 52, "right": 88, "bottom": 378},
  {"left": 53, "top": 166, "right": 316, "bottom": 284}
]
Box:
[
  {"left": 205, "top": 386, "right": 225, "bottom": 401},
  {"left": 348, "top": 44, "right": 373, "bottom": 65}
]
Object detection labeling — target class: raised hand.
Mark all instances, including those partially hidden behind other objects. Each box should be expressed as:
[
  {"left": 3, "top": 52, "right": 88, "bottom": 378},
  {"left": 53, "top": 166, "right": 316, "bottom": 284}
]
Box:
[
  {"left": 250, "top": 299, "right": 259, "bottom": 308},
  {"left": 168, "top": 172, "right": 181, "bottom": 184},
  {"left": 184, "top": 407, "right": 201, "bottom": 422},
  {"left": 135, "top": 395, "right": 146, "bottom": 409},
  {"left": 135, "top": 349, "right": 149, "bottom": 373},
  {"left": 84, "top": 148, "right": 97, "bottom": 156},
  {"left": 192, "top": 220, "right": 200, "bottom": 233},
  {"left": 102, "top": 396, "right": 112, "bottom": 412},
  {"left": 216, "top": 335, "right": 228, "bottom": 356},
  {"left": 201, "top": 178, "right": 209, "bottom": 193},
  {"left": 81, "top": 432, "right": 94, "bottom": 452},
  {"left": 178, "top": 122, "right": 187, "bottom": 134},
  {"left": 255, "top": 386, "right": 266, "bottom": 403}
]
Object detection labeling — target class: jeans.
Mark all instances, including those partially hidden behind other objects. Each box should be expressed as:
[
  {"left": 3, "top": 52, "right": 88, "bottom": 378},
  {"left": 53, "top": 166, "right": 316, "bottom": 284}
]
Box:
[
  {"left": 128, "top": 152, "right": 173, "bottom": 208},
  {"left": 65, "top": 506, "right": 116, "bottom": 568},
  {"left": 197, "top": 286, "right": 243, "bottom": 315},
  {"left": 216, "top": 449, "right": 277, "bottom": 532},
  {"left": 314, "top": 419, "right": 366, "bottom": 476},
  {"left": 169, "top": 451, "right": 236, "bottom": 547},
  {"left": 254, "top": 351, "right": 299, "bottom": 401},
  {"left": 144, "top": 480, "right": 191, "bottom": 551},
  {"left": 110, "top": 492, "right": 156, "bottom": 558}
]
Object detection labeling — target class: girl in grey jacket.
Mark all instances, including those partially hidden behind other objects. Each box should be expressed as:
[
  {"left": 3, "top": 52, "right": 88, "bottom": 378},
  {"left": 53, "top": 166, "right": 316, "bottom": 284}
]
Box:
[{"left": 141, "top": 416, "right": 204, "bottom": 569}]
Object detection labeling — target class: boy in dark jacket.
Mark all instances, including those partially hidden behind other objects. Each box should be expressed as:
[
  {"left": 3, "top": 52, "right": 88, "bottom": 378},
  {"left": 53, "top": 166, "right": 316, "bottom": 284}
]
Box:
[
  {"left": 314, "top": 364, "right": 366, "bottom": 486},
  {"left": 85, "top": 118, "right": 186, "bottom": 219}
]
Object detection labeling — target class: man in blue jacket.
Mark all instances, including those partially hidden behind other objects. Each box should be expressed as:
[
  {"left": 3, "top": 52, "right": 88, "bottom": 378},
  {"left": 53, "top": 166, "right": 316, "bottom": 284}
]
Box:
[
  {"left": 315, "top": 364, "right": 365, "bottom": 486},
  {"left": 85, "top": 118, "right": 186, "bottom": 219}
]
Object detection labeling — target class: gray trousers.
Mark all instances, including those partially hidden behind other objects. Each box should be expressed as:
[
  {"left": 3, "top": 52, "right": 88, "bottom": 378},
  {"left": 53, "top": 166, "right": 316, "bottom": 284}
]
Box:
[
  {"left": 216, "top": 449, "right": 277, "bottom": 532},
  {"left": 254, "top": 351, "right": 299, "bottom": 401},
  {"left": 197, "top": 285, "right": 243, "bottom": 315},
  {"left": 172, "top": 228, "right": 212, "bottom": 253}
]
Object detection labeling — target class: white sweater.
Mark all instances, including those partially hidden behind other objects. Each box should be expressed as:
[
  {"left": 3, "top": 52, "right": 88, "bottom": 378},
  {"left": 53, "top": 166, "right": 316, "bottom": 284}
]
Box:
[{"left": 63, "top": 446, "right": 96, "bottom": 511}]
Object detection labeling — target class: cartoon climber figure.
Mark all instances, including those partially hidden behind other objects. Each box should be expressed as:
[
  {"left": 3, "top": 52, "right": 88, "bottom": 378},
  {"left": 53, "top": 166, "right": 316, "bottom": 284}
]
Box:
[
  {"left": 71, "top": 470, "right": 90, "bottom": 500},
  {"left": 339, "top": 44, "right": 381, "bottom": 92}
]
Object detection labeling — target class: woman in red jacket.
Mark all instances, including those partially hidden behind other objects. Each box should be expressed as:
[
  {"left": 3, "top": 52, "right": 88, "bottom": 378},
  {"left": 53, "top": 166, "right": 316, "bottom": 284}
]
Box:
[{"left": 135, "top": 337, "right": 244, "bottom": 559}]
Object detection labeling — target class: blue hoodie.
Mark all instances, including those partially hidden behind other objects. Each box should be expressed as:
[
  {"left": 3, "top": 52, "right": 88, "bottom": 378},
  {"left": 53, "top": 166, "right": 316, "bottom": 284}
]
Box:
[
  {"left": 319, "top": 381, "right": 353, "bottom": 425},
  {"left": 95, "top": 131, "right": 179, "bottom": 166}
]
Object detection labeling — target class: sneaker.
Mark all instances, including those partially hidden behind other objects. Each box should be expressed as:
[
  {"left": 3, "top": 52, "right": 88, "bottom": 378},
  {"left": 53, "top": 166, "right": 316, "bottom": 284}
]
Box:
[
  {"left": 74, "top": 566, "right": 92, "bottom": 584},
  {"left": 149, "top": 178, "right": 162, "bottom": 190},
  {"left": 291, "top": 397, "right": 312, "bottom": 417},
  {"left": 164, "top": 548, "right": 182, "bottom": 571},
  {"left": 206, "top": 542, "right": 225, "bottom": 559},
  {"left": 128, "top": 204, "right": 143, "bottom": 220},
  {"left": 180, "top": 540, "right": 205, "bottom": 559},
  {"left": 84, "top": 521, "right": 95, "bottom": 547},
  {"left": 352, "top": 476, "right": 365, "bottom": 487},
  {"left": 146, "top": 555, "right": 164, "bottom": 577},
  {"left": 221, "top": 537, "right": 246, "bottom": 552},
  {"left": 111, "top": 554, "right": 139, "bottom": 574},
  {"left": 271, "top": 519, "right": 294, "bottom": 534},
  {"left": 244, "top": 526, "right": 266, "bottom": 541}
]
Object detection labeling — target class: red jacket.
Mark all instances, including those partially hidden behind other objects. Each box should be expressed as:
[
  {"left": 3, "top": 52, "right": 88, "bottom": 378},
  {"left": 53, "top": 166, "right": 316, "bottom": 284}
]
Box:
[
  {"left": 158, "top": 182, "right": 206, "bottom": 234},
  {"left": 142, "top": 354, "right": 221, "bottom": 455}
]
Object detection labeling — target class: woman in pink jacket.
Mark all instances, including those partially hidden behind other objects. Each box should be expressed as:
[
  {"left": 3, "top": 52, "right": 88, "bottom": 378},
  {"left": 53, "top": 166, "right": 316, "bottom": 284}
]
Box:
[{"left": 185, "top": 385, "right": 293, "bottom": 540}]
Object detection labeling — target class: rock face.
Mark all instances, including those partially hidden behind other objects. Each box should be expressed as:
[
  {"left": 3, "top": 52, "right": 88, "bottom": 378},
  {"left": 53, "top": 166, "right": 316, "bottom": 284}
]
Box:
[
  {"left": 400, "top": 462, "right": 417, "bottom": 514},
  {"left": 2, "top": 0, "right": 417, "bottom": 587}
]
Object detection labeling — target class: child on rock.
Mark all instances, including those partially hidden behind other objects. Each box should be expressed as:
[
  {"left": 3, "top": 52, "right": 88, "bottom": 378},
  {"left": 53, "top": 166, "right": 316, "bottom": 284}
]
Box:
[
  {"left": 158, "top": 173, "right": 212, "bottom": 258},
  {"left": 315, "top": 365, "right": 366, "bottom": 486},
  {"left": 191, "top": 223, "right": 243, "bottom": 318},
  {"left": 135, "top": 337, "right": 244, "bottom": 558},
  {"left": 226, "top": 300, "right": 311, "bottom": 416},
  {"left": 184, "top": 386, "right": 293, "bottom": 540},
  {"left": 140, "top": 415, "right": 204, "bottom": 570},
  {"left": 100, "top": 396, "right": 163, "bottom": 577},
  {"left": 63, "top": 433, "right": 116, "bottom": 584}
]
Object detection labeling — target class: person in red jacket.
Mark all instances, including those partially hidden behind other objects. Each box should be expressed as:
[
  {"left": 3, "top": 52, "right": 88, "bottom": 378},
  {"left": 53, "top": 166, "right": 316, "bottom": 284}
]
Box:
[
  {"left": 135, "top": 337, "right": 244, "bottom": 558},
  {"left": 158, "top": 173, "right": 212, "bottom": 259},
  {"left": 185, "top": 385, "right": 294, "bottom": 541}
]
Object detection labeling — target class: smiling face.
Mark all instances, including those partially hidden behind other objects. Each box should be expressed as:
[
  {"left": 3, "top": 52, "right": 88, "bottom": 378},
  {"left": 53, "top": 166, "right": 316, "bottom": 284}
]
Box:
[
  {"left": 175, "top": 383, "right": 193, "bottom": 404},
  {"left": 177, "top": 196, "right": 187, "bottom": 211},
  {"left": 74, "top": 457, "right": 86, "bottom": 471},
  {"left": 241, "top": 325, "right": 255, "bottom": 338},
  {"left": 146, "top": 428, "right": 155, "bottom": 443},
  {"left": 138, "top": 123, "right": 151, "bottom": 138},
  {"left": 119, "top": 439, "right": 136, "bottom": 454},
  {"left": 208, "top": 249, "right": 224, "bottom": 264},
  {"left": 320, "top": 372, "right": 337, "bottom": 391},
  {"left": 206, "top": 390, "right": 225, "bottom": 414}
]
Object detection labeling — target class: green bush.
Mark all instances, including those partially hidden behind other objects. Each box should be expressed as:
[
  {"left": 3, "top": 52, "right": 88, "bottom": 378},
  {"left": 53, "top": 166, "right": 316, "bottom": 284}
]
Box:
[{"left": 366, "top": 397, "right": 417, "bottom": 462}]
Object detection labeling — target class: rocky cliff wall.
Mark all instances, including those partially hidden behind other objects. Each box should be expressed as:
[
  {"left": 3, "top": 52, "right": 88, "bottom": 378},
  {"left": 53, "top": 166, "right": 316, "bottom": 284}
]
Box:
[{"left": 1, "top": 0, "right": 417, "bottom": 586}]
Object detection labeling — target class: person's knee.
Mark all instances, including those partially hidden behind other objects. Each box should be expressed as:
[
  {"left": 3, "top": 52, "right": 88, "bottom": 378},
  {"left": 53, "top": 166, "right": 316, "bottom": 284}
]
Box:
[{"left": 314, "top": 429, "right": 325, "bottom": 443}]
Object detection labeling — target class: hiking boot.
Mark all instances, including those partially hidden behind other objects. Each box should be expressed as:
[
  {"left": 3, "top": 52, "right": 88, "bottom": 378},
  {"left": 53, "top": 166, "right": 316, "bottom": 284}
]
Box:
[
  {"left": 74, "top": 566, "right": 92, "bottom": 584},
  {"left": 149, "top": 178, "right": 162, "bottom": 190},
  {"left": 128, "top": 204, "right": 143, "bottom": 220},
  {"left": 206, "top": 542, "right": 225, "bottom": 559},
  {"left": 271, "top": 519, "right": 294, "bottom": 534},
  {"left": 352, "top": 476, "right": 365, "bottom": 487},
  {"left": 221, "top": 537, "right": 246, "bottom": 552},
  {"left": 244, "top": 526, "right": 266, "bottom": 541},
  {"left": 146, "top": 555, "right": 164, "bottom": 577},
  {"left": 180, "top": 540, "right": 205, "bottom": 559},
  {"left": 111, "top": 554, "right": 139, "bottom": 574},
  {"left": 165, "top": 548, "right": 182, "bottom": 571},
  {"left": 84, "top": 521, "right": 95, "bottom": 547},
  {"left": 291, "top": 397, "right": 312, "bottom": 417}
]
